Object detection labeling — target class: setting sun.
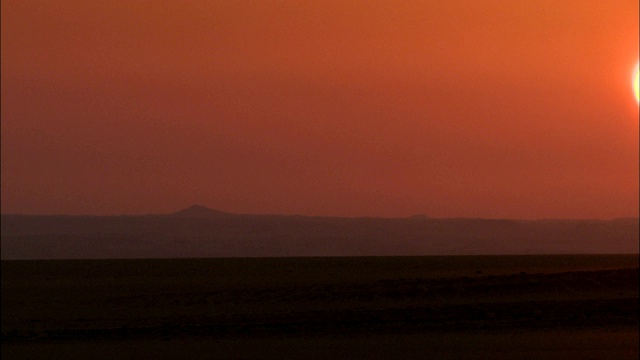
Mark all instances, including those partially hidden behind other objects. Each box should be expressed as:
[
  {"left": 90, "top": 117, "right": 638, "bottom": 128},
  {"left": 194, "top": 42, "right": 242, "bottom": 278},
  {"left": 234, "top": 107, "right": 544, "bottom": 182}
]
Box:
[{"left": 634, "top": 63, "right": 639, "bottom": 103}]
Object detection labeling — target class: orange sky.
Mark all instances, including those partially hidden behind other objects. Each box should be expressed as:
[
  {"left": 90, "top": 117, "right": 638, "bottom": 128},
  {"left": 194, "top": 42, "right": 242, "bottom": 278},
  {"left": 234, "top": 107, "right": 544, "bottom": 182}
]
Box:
[{"left": 2, "top": 0, "right": 638, "bottom": 218}]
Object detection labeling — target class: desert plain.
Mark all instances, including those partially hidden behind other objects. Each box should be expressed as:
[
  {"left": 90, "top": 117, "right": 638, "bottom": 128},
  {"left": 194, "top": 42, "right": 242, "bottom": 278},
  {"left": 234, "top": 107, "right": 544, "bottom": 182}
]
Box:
[{"left": 1, "top": 255, "right": 638, "bottom": 359}]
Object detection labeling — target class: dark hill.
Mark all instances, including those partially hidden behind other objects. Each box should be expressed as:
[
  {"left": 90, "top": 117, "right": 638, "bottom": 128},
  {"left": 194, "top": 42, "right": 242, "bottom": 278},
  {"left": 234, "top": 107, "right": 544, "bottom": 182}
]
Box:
[
  {"left": 169, "top": 205, "right": 233, "bottom": 218},
  {"left": 1, "top": 210, "right": 638, "bottom": 259}
]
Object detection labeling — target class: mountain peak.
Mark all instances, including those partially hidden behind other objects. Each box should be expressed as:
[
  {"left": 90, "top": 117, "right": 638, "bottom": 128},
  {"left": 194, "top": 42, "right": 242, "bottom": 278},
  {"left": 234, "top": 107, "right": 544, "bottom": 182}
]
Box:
[{"left": 170, "top": 205, "right": 230, "bottom": 218}]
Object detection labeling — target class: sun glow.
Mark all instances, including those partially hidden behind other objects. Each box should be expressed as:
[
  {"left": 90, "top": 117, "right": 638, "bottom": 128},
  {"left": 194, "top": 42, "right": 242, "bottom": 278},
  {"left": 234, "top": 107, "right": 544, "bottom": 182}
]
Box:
[{"left": 634, "top": 63, "right": 639, "bottom": 103}]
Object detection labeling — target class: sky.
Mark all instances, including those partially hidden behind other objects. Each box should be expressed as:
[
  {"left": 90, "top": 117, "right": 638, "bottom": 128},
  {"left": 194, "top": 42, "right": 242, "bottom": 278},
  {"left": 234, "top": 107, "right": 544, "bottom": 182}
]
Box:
[{"left": 1, "top": 0, "right": 638, "bottom": 219}]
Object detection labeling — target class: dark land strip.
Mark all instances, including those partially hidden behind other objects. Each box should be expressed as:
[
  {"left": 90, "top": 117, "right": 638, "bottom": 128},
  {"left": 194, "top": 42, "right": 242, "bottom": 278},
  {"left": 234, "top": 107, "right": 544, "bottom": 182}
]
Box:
[{"left": 2, "top": 266, "right": 638, "bottom": 343}]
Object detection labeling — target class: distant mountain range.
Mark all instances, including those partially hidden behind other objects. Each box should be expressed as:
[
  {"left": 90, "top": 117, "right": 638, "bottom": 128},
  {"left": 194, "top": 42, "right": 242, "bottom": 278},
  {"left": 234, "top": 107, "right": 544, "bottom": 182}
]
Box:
[
  {"left": 169, "top": 204, "right": 233, "bottom": 218},
  {"left": 1, "top": 206, "right": 638, "bottom": 259}
]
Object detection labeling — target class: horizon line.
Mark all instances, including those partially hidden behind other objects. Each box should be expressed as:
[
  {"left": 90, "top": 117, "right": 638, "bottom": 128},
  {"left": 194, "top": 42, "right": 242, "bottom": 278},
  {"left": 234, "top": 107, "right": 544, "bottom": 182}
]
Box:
[{"left": 1, "top": 205, "right": 638, "bottom": 222}]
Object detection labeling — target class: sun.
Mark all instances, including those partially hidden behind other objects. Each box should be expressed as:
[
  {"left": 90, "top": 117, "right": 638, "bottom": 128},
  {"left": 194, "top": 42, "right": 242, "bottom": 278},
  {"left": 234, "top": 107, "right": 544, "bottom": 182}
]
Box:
[{"left": 634, "top": 62, "right": 639, "bottom": 103}]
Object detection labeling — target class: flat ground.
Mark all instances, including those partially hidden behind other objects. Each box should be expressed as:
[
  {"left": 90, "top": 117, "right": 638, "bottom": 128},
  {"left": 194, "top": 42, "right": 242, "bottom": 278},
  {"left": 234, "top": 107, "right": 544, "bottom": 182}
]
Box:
[{"left": 2, "top": 255, "right": 638, "bottom": 359}]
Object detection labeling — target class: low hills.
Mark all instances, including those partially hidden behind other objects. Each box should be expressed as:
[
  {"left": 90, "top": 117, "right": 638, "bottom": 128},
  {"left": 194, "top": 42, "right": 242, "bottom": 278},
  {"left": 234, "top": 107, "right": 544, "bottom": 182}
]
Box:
[
  {"left": 1, "top": 206, "right": 638, "bottom": 259},
  {"left": 169, "top": 204, "right": 232, "bottom": 218}
]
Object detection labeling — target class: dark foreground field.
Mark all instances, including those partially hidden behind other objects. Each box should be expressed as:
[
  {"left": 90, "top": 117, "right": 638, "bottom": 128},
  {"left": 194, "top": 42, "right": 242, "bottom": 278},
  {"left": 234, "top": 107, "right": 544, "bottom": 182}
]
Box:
[{"left": 2, "top": 255, "right": 639, "bottom": 359}]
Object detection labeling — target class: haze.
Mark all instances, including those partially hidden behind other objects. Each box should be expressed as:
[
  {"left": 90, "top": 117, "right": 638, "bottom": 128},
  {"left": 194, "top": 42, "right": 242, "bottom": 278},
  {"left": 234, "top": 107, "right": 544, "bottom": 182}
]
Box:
[{"left": 1, "top": 0, "right": 638, "bottom": 219}]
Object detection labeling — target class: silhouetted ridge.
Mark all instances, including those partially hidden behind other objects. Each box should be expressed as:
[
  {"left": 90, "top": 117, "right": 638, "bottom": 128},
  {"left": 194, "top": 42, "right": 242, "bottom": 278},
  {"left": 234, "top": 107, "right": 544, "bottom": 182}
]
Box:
[
  {"left": 1, "top": 212, "right": 638, "bottom": 259},
  {"left": 170, "top": 205, "right": 231, "bottom": 218}
]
